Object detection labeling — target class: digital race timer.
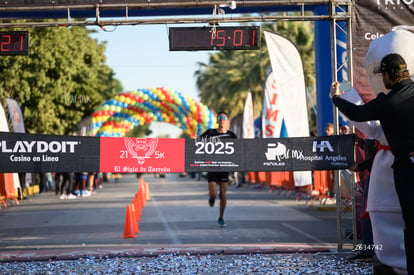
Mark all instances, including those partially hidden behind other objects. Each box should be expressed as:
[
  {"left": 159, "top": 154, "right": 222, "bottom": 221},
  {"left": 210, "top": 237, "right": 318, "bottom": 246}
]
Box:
[
  {"left": 169, "top": 26, "right": 260, "bottom": 51},
  {"left": 0, "top": 31, "right": 29, "bottom": 55}
]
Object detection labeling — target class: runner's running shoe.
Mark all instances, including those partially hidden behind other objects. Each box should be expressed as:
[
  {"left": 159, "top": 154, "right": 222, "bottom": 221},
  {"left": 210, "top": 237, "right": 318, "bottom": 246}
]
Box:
[{"left": 218, "top": 218, "right": 227, "bottom": 227}]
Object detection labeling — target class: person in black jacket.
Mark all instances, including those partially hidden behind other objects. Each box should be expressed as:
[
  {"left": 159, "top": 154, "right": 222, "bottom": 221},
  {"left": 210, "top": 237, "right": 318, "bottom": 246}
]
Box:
[
  {"left": 199, "top": 111, "right": 237, "bottom": 227},
  {"left": 331, "top": 53, "right": 414, "bottom": 274}
]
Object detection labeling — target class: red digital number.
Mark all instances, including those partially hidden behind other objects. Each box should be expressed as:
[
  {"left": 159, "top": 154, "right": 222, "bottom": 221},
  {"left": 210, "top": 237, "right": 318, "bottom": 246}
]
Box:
[
  {"left": 215, "top": 30, "right": 225, "bottom": 46},
  {"left": 233, "top": 30, "right": 243, "bottom": 46},
  {"left": 174, "top": 31, "right": 185, "bottom": 47},
  {"left": 1, "top": 35, "right": 11, "bottom": 52},
  {"left": 251, "top": 30, "right": 256, "bottom": 45},
  {"left": 187, "top": 31, "right": 196, "bottom": 47},
  {"left": 19, "top": 35, "right": 23, "bottom": 50}
]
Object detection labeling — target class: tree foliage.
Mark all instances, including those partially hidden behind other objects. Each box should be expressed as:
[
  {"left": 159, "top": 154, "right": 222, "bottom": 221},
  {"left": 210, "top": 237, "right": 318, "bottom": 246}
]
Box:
[
  {"left": 195, "top": 21, "right": 315, "bottom": 132},
  {"left": 0, "top": 24, "right": 122, "bottom": 135}
]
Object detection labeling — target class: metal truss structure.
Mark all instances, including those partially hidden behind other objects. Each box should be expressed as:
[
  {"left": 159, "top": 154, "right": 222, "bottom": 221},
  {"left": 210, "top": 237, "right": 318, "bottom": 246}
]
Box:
[{"left": 0, "top": 0, "right": 355, "bottom": 250}]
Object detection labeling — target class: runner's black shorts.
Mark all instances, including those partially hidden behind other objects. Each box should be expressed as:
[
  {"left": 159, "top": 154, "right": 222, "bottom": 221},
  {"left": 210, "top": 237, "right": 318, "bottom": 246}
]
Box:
[{"left": 207, "top": 172, "right": 229, "bottom": 183}]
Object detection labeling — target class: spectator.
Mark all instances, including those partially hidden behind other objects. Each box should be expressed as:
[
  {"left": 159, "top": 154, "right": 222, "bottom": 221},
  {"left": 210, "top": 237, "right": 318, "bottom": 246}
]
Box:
[
  {"left": 348, "top": 137, "right": 379, "bottom": 261},
  {"left": 59, "top": 172, "right": 76, "bottom": 200},
  {"left": 331, "top": 53, "right": 414, "bottom": 274}
]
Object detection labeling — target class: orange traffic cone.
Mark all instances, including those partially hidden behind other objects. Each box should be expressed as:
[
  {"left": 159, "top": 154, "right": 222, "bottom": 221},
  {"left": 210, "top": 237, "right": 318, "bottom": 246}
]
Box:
[
  {"left": 132, "top": 194, "right": 142, "bottom": 221},
  {"left": 122, "top": 205, "right": 136, "bottom": 238},
  {"left": 144, "top": 182, "right": 150, "bottom": 201},
  {"left": 139, "top": 176, "right": 144, "bottom": 191},
  {"left": 130, "top": 204, "right": 139, "bottom": 234},
  {"left": 138, "top": 188, "right": 146, "bottom": 208}
]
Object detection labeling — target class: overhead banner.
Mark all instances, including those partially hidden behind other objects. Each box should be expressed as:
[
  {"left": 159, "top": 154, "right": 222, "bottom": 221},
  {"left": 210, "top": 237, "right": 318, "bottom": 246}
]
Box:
[
  {"left": 0, "top": 132, "right": 354, "bottom": 173},
  {"left": 352, "top": 0, "right": 414, "bottom": 102}
]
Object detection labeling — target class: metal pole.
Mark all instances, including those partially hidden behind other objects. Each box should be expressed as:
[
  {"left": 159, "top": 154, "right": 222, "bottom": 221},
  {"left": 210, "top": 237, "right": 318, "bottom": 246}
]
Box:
[
  {"left": 329, "top": 2, "right": 343, "bottom": 251},
  {"left": 345, "top": 8, "right": 358, "bottom": 248}
]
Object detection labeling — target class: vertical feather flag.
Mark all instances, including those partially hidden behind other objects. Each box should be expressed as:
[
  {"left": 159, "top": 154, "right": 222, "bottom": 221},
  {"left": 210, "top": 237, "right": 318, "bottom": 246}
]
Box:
[
  {"left": 264, "top": 31, "right": 312, "bottom": 187},
  {"left": 0, "top": 103, "right": 21, "bottom": 195},
  {"left": 242, "top": 92, "right": 254, "bottom": 139}
]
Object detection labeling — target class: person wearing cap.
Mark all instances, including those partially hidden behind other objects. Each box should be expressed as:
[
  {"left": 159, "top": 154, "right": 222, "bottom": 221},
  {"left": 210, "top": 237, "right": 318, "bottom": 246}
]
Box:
[
  {"left": 199, "top": 111, "right": 237, "bottom": 227},
  {"left": 331, "top": 53, "right": 414, "bottom": 274}
]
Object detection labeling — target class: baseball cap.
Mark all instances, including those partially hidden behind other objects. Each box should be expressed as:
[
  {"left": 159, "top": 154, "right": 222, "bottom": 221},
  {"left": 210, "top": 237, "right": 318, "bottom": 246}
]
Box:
[{"left": 373, "top": 53, "right": 407, "bottom": 74}]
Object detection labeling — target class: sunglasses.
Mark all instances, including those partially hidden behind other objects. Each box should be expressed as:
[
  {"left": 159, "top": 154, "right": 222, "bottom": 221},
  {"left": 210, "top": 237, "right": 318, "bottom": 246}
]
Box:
[{"left": 217, "top": 115, "right": 228, "bottom": 121}]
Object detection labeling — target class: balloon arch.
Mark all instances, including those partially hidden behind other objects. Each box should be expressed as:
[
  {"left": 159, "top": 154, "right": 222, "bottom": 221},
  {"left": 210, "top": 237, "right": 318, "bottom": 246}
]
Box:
[{"left": 91, "top": 87, "right": 216, "bottom": 138}]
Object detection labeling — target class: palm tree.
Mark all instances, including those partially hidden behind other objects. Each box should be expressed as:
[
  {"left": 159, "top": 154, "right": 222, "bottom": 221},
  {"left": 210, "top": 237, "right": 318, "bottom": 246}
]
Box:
[{"left": 195, "top": 20, "right": 315, "bottom": 131}]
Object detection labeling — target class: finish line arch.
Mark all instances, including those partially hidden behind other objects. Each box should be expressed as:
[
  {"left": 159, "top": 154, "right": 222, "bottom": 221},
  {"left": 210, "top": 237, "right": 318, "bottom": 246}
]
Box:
[{"left": 91, "top": 87, "right": 216, "bottom": 138}]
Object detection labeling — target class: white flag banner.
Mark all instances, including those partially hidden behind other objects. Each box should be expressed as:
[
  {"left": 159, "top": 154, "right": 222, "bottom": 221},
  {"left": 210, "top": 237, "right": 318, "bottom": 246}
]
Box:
[
  {"left": 0, "top": 104, "right": 21, "bottom": 192},
  {"left": 264, "top": 31, "right": 312, "bottom": 187},
  {"left": 5, "top": 98, "right": 25, "bottom": 133},
  {"left": 242, "top": 92, "right": 255, "bottom": 139}
]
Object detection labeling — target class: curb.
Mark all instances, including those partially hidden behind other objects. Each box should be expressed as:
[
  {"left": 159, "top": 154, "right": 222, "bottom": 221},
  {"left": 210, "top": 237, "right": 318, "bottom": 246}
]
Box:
[{"left": 0, "top": 244, "right": 350, "bottom": 262}]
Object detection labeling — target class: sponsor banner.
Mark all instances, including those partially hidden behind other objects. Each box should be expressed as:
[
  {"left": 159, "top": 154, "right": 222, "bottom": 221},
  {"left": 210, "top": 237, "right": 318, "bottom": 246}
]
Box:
[
  {"left": 0, "top": 131, "right": 99, "bottom": 173},
  {"left": 186, "top": 135, "right": 354, "bottom": 172},
  {"left": 352, "top": 0, "right": 414, "bottom": 102},
  {"left": 0, "top": 133, "right": 354, "bottom": 173},
  {"left": 185, "top": 137, "right": 242, "bottom": 172},
  {"left": 100, "top": 137, "right": 185, "bottom": 173},
  {"left": 243, "top": 135, "right": 354, "bottom": 171}
]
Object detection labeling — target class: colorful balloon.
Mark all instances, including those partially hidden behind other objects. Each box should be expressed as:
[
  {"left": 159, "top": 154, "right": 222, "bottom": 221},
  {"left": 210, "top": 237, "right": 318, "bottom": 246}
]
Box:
[{"left": 91, "top": 88, "right": 216, "bottom": 138}]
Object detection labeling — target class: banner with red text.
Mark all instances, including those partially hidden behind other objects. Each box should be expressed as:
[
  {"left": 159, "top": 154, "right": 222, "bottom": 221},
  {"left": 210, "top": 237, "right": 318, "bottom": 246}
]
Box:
[
  {"left": 262, "top": 71, "right": 285, "bottom": 138},
  {"left": 100, "top": 137, "right": 185, "bottom": 173}
]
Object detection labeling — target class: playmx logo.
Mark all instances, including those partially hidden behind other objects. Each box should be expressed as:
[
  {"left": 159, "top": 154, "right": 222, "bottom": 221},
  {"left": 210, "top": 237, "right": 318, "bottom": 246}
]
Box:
[
  {"left": 265, "top": 142, "right": 289, "bottom": 161},
  {"left": 312, "top": 140, "right": 334, "bottom": 153}
]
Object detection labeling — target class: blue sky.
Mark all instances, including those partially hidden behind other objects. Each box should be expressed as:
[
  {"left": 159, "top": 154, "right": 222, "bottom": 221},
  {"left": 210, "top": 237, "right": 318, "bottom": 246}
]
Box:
[{"left": 90, "top": 24, "right": 210, "bottom": 137}]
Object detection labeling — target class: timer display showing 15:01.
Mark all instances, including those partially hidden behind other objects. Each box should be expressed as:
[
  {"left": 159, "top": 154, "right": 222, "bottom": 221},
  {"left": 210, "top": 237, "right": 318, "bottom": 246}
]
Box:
[
  {"left": 169, "top": 26, "right": 260, "bottom": 51},
  {"left": 0, "top": 31, "right": 29, "bottom": 55}
]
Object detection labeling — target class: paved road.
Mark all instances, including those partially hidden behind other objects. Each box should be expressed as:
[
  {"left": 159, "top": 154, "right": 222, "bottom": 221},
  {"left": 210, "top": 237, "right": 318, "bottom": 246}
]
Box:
[
  {"left": 0, "top": 173, "right": 355, "bottom": 260},
  {"left": 0, "top": 173, "right": 375, "bottom": 274}
]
